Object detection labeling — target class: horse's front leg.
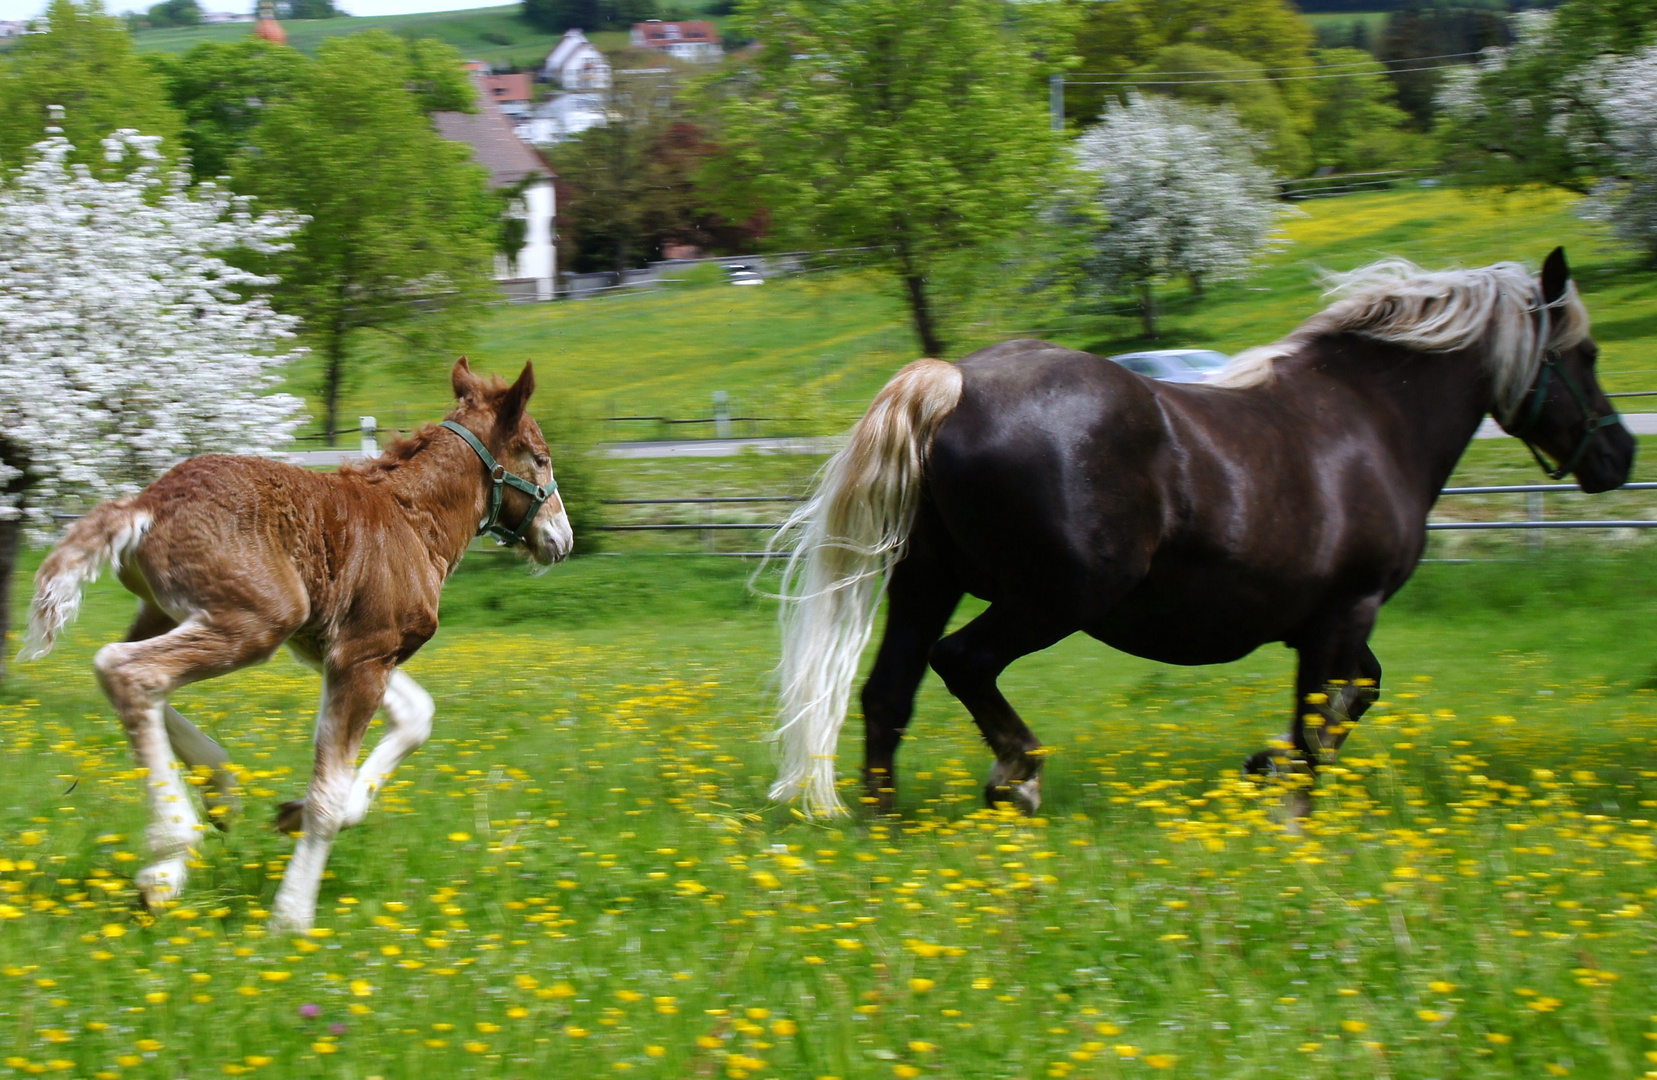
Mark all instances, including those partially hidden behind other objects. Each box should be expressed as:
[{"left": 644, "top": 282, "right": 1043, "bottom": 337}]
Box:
[
  {"left": 1249, "top": 599, "right": 1382, "bottom": 820},
  {"left": 271, "top": 658, "right": 392, "bottom": 933},
  {"left": 341, "top": 669, "right": 434, "bottom": 828}
]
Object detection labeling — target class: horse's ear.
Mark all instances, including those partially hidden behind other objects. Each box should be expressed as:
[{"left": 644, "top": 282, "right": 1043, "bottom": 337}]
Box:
[
  {"left": 500, "top": 362, "right": 535, "bottom": 424},
  {"left": 451, "top": 356, "right": 481, "bottom": 403},
  {"left": 1541, "top": 247, "right": 1571, "bottom": 305}
]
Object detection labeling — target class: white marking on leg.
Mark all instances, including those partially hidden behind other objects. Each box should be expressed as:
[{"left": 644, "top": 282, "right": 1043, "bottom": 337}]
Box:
[
  {"left": 98, "top": 641, "right": 202, "bottom": 908},
  {"left": 272, "top": 675, "right": 339, "bottom": 932},
  {"left": 342, "top": 670, "right": 433, "bottom": 829},
  {"left": 164, "top": 705, "right": 238, "bottom": 825}
]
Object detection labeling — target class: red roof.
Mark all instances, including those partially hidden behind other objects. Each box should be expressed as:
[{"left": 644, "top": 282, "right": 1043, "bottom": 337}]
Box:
[
  {"left": 483, "top": 73, "right": 533, "bottom": 104},
  {"left": 632, "top": 20, "right": 717, "bottom": 47}
]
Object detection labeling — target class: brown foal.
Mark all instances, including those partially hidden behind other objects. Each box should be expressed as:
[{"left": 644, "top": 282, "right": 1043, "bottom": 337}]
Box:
[{"left": 20, "top": 359, "right": 572, "bottom": 930}]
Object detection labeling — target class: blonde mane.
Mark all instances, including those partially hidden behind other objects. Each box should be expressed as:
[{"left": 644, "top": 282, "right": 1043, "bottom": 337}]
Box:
[{"left": 1210, "top": 259, "right": 1591, "bottom": 423}]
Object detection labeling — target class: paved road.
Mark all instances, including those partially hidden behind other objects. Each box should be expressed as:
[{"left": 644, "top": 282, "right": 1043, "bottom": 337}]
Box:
[{"left": 287, "top": 416, "right": 1657, "bottom": 466}]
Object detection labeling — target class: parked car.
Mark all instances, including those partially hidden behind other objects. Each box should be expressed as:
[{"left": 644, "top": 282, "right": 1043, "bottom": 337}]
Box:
[
  {"left": 1106, "top": 348, "right": 1230, "bottom": 383},
  {"left": 724, "top": 263, "right": 764, "bottom": 286}
]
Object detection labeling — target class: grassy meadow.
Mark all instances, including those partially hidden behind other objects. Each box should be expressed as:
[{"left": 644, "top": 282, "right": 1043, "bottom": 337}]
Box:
[
  {"left": 4, "top": 186, "right": 1657, "bottom": 1079},
  {"left": 303, "top": 186, "right": 1657, "bottom": 446},
  {"left": 122, "top": 2, "right": 729, "bottom": 67}
]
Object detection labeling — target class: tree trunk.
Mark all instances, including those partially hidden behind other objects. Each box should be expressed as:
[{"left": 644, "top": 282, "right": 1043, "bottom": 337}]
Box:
[
  {"left": 1139, "top": 282, "right": 1158, "bottom": 340},
  {"left": 0, "top": 513, "right": 18, "bottom": 685},
  {"left": 903, "top": 274, "right": 946, "bottom": 358},
  {"left": 1189, "top": 273, "right": 1205, "bottom": 300},
  {"left": 323, "top": 330, "right": 345, "bottom": 446}
]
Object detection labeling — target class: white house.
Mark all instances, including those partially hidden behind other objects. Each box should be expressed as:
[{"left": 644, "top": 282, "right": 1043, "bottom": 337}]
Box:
[
  {"left": 543, "top": 29, "right": 611, "bottom": 90},
  {"left": 514, "top": 93, "right": 608, "bottom": 147},
  {"left": 629, "top": 20, "right": 722, "bottom": 63},
  {"left": 433, "top": 79, "right": 558, "bottom": 301},
  {"left": 198, "top": 11, "right": 254, "bottom": 22},
  {"left": 0, "top": 19, "right": 30, "bottom": 36}
]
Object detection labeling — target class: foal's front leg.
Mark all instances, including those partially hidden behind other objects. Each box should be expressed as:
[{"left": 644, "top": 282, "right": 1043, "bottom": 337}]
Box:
[
  {"left": 271, "top": 660, "right": 392, "bottom": 932},
  {"left": 342, "top": 670, "right": 434, "bottom": 828}
]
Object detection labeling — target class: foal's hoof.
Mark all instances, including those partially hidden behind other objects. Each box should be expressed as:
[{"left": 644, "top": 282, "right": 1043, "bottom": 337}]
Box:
[
  {"left": 1243, "top": 749, "right": 1278, "bottom": 776},
  {"left": 135, "top": 859, "right": 188, "bottom": 911},
  {"left": 273, "top": 799, "right": 306, "bottom": 835}
]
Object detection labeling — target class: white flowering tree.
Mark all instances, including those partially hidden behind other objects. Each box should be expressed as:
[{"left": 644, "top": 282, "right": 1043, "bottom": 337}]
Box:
[
  {"left": 0, "top": 120, "right": 305, "bottom": 680},
  {"left": 1074, "top": 93, "right": 1284, "bottom": 338},
  {"left": 1583, "top": 45, "right": 1657, "bottom": 263}
]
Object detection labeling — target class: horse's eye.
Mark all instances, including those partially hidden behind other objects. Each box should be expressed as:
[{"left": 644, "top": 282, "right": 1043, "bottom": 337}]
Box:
[{"left": 534, "top": 454, "right": 551, "bottom": 470}]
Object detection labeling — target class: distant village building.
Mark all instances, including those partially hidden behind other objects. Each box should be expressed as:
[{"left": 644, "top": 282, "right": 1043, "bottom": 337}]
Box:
[
  {"left": 0, "top": 19, "right": 30, "bottom": 36},
  {"left": 433, "top": 77, "right": 557, "bottom": 301},
  {"left": 199, "top": 10, "right": 254, "bottom": 22},
  {"left": 252, "top": 1, "right": 286, "bottom": 45},
  {"left": 543, "top": 28, "right": 611, "bottom": 90},
  {"left": 515, "top": 29, "right": 610, "bottom": 146},
  {"left": 629, "top": 20, "right": 722, "bottom": 63},
  {"left": 482, "top": 73, "right": 534, "bottom": 117}
]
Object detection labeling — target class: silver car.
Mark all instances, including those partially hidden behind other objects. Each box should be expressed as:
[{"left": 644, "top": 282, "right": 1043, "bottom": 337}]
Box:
[{"left": 1107, "top": 348, "right": 1230, "bottom": 383}]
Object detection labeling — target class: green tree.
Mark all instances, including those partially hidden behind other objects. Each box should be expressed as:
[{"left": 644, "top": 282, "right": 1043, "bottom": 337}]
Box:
[
  {"left": 522, "top": 0, "right": 656, "bottom": 34},
  {"left": 0, "top": 0, "right": 181, "bottom": 173},
  {"left": 711, "top": 0, "right": 1058, "bottom": 357},
  {"left": 148, "top": 39, "right": 306, "bottom": 180},
  {"left": 236, "top": 32, "right": 497, "bottom": 442},
  {"left": 1068, "top": 0, "right": 1318, "bottom": 127},
  {"left": 1141, "top": 43, "right": 1310, "bottom": 177},
  {"left": 1436, "top": 0, "right": 1657, "bottom": 192},
  {"left": 1307, "top": 47, "right": 1420, "bottom": 172},
  {"left": 146, "top": 0, "right": 201, "bottom": 27}
]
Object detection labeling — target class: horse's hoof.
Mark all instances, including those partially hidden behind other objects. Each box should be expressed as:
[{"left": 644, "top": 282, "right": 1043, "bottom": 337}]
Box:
[
  {"left": 1008, "top": 778, "right": 1041, "bottom": 816},
  {"left": 984, "top": 778, "right": 1041, "bottom": 816},
  {"left": 1243, "top": 749, "right": 1275, "bottom": 776},
  {"left": 135, "top": 859, "right": 188, "bottom": 911},
  {"left": 273, "top": 799, "right": 306, "bottom": 834}
]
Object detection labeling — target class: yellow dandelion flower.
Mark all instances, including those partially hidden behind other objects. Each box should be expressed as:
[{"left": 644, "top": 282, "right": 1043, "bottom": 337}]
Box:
[
  {"left": 449, "top": 832, "right": 471, "bottom": 842},
  {"left": 645, "top": 1046, "right": 665, "bottom": 1058},
  {"left": 1341, "top": 1020, "right": 1368, "bottom": 1034},
  {"left": 909, "top": 978, "right": 935, "bottom": 992},
  {"left": 1146, "top": 1055, "right": 1177, "bottom": 1069},
  {"left": 1429, "top": 981, "right": 1456, "bottom": 994}
]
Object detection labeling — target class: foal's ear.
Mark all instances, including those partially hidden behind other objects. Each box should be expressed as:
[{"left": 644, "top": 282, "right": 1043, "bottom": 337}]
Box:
[
  {"left": 451, "top": 356, "right": 482, "bottom": 403},
  {"left": 1541, "top": 247, "right": 1571, "bottom": 305},
  {"left": 500, "top": 362, "right": 536, "bottom": 424}
]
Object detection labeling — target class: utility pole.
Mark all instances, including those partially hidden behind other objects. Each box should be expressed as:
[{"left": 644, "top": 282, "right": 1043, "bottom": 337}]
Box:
[{"left": 1049, "top": 74, "right": 1065, "bottom": 132}]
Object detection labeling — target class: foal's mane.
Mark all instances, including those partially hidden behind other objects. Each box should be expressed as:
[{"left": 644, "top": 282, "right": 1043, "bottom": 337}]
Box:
[
  {"left": 340, "top": 424, "right": 446, "bottom": 481},
  {"left": 1210, "top": 259, "right": 1592, "bottom": 422}
]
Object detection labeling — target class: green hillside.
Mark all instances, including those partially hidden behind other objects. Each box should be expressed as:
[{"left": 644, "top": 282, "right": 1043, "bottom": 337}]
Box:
[
  {"left": 125, "top": 5, "right": 627, "bottom": 67},
  {"left": 301, "top": 186, "right": 1657, "bottom": 441}
]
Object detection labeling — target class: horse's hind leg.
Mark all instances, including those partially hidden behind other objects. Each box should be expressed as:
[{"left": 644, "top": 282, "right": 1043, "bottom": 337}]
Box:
[
  {"left": 861, "top": 555, "right": 961, "bottom": 813},
  {"left": 929, "top": 603, "right": 1076, "bottom": 816},
  {"left": 95, "top": 616, "right": 290, "bottom": 908}
]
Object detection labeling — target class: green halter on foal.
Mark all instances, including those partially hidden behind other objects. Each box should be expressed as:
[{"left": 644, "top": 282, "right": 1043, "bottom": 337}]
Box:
[{"left": 439, "top": 420, "right": 557, "bottom": 546}]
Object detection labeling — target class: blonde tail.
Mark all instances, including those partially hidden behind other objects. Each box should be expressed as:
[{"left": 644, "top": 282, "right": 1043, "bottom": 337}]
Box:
[
  {"left": 767, "top": 359, "right": 963, "bottom": 817},
  {"left": 19, "top": 500, "right": 151, "bottom": 661}
]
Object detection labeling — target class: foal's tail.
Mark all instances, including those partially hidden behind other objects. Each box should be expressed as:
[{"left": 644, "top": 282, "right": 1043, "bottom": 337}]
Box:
[
  {"left": 767, "top": 359, "right": 963, "bottom": 817},
  {"left": 19, "top": 499, "right": 151, "bottom": 661}
]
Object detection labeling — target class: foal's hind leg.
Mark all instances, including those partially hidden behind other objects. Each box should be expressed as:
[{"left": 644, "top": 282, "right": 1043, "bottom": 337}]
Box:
[
  {"left": 860, "top": 556, "right": 961, "bottom": 813},
  {"left": 123, "top": 605, "right": 241, "bottom": 829},
  {"left": 96, "top": 617, "right": 289, "bottom": 908},
  {"left": 930, "top": 603, "right": 1076, "bottom": 816}
]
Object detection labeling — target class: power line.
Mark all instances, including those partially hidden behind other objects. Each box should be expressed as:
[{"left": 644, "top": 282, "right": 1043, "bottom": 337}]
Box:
[
  {"left": 1066, "top": 64, "right": 1471, "bottom": 86},
  {"left": 1064, "top": 51, "right": 1482, "bottom": 77}
]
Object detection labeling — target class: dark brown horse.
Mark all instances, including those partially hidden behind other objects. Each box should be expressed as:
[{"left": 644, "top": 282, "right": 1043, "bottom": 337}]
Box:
[
  {"left": 769, "top": 249, "right": 1633, "bottom": 817},
  {"left": 20, "top": 359, "right": 571, "bottom": 929}
]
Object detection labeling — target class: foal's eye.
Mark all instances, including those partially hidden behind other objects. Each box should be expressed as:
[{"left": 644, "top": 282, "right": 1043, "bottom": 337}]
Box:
[{"left": 534, "top": 454, "right": 551, "bottom": 470}]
